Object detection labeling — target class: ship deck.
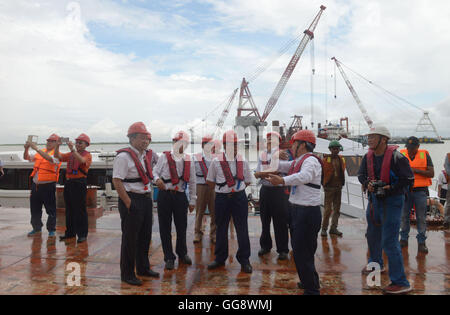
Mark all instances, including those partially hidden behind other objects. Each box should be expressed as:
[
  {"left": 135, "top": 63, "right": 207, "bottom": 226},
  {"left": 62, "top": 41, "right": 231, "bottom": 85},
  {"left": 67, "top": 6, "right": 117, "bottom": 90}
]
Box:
[{"left": 0, "top": 207, "right": 448, "bottom": 295}]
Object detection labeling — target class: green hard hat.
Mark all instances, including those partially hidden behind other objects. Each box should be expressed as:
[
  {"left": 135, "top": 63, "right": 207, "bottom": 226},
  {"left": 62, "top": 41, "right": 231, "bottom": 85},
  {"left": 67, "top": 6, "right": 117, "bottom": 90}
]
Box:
[{"left": 328, "top": 140, "right": 343, "bottom": 150}]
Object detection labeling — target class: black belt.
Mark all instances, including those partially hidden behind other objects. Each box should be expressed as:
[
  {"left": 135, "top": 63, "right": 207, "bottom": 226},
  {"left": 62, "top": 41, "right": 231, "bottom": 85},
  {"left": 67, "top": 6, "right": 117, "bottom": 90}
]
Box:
[
  {"left": 217, "top": 190, "right": 244, "bottom": 198},
  {"left": 160, "top": 189, "right": 184, "bottom": 195},
  {"left": 305, "top": 183, "right": 321, "bottom": 190},
  {"left": 123, "top": 178, "right": 142, "bottom": 183},
  {"left": 66, "top": 177, "right": 87, "bottom": 182},
  {"left": 127, "top": 192, "right": 152, "bottom": 199}
]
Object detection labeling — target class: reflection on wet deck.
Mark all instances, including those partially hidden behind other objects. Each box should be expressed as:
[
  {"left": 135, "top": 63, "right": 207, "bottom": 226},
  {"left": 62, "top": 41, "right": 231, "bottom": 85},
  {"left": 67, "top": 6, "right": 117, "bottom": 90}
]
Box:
[{"left": 0, "top": 207, "right": 448, "bottom": 295}]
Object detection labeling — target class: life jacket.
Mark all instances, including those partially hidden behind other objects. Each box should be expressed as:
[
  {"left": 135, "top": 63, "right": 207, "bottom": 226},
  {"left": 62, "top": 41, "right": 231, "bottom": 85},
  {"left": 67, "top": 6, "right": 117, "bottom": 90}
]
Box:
[
  {"left": 30, "top": 149, "right": 62, "bottom": 182},
  {"left": 400, "top": 149, "right": 432, "bottom": 188},
  {"left": 219, "top": 153, "right": 244, "bottom": 188},
  {"left": 287, "top": 153, "right": 323, "bottom": 189},
  {"left": 322, "top": 154, "right": 346, "bottom": 187},
  {"left": 366, "top": 145, "right": 398, "bottom": 184},
  {"left": 195, "top": 153, "right": 208, "bottom": 178},
  {"left": 116, "top": 148, "right": 154, "bottom": 187},
  {"left": 67, "top": 150, "right": 90, "bottom": 177},
  {"left": 164, "top": 151, "right": 191, "bottom": 185}
]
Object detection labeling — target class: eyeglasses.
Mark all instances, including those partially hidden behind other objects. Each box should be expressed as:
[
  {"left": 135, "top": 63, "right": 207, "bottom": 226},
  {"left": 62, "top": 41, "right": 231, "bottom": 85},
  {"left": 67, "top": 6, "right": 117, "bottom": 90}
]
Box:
[{"left": 75, "top": 141, "right": 85, "bottom": 145}]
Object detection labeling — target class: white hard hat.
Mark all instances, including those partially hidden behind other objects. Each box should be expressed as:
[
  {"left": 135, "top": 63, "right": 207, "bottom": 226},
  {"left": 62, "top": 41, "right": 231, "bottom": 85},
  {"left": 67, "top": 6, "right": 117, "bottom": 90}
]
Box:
[{"left": 367, "top": 124, "right": 391, "bottom": 139}]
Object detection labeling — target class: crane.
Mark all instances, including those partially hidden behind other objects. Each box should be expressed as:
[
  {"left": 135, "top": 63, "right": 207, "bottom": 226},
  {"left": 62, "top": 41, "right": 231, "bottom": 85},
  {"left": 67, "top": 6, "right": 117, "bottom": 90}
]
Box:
[
  {"left": 260, "top": 5, "right": 326, "bottom": 122},
  {"left": 213, "top": 88, "right": 238, "bottom": 138},
  {"left": 331, "top": 57, "right": 374, "bottom": 128}
]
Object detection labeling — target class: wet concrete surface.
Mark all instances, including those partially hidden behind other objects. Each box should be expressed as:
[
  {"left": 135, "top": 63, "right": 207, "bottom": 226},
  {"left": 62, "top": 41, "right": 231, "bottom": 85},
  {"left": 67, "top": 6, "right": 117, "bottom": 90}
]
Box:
[{"left": 0, "top": 207, "right": 448, "bottom": 295}]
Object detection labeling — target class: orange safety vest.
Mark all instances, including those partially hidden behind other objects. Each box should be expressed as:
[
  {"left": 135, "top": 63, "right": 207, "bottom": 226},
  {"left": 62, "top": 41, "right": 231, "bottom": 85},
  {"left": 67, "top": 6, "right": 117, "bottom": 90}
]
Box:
[
  {"left": 322, "top": 155, "right": 346, "bottom": 187},
  {"left": 30, "top": 149, "right": 62, "bottom": 182},
  {"left": 400, "top": 149, "right": 432, "bottom": 188}
]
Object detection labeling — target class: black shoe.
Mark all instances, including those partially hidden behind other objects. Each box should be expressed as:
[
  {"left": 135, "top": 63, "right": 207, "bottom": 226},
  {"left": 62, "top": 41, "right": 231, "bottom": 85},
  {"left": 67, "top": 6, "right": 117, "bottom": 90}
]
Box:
[
  {"left": 122, "top": 278, "right": 142, "bottom": 286},
  {"left": 207, "top": 261, "right": 225, "bottom": 270},
  {"left": 277, "top": 252, "right": 289, "bottom": 261},
  {"left": 165, "top": 260, "right": 175, "bottom": 270},
  {"left": 59, "top": 235, "right": 75, "bottom": 241},
  {"left": 418, "top": 243, "right": 428, "bottom": 254},
  {"left": 77, "top": 237, "right": 87, "bottom": 244},
  {"left": 400, "top": 240, "right": 408, "bottom": 248},
  {"left": 241, "top": 264, "right": 253, "bottom": 274},
  {"left": 180, "top": 255, "right": 192, "bottom": 265},
  {"left": 137, "top": 269, "right": 160, "bottom": 278},
  {"left": 258, "top": 248, "right": 270, "bottom": 256}
]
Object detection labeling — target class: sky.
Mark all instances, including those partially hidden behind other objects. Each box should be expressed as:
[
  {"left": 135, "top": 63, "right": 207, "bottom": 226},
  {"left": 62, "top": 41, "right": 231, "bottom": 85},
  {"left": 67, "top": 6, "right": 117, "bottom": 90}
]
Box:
[{"left": 0, "top": 0, "right": 449, "bottom": 144}]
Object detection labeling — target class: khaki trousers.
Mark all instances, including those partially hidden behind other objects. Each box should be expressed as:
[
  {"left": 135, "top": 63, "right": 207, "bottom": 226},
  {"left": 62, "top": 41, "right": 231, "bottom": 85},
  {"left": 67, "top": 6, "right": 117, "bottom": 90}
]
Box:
[
  {"left": 322, "top": 187, "right": 342, "bottom": 230},
  {"left": 195, "top": 184, "right": 216, "bottom": 238}
]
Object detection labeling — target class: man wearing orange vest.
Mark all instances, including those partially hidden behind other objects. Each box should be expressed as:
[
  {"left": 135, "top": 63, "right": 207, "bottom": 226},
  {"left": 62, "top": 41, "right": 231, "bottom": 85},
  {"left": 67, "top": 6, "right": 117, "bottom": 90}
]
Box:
[
  {"left": 400, "top": 136, "right": 434, "bottom": 253},
  {"left": 444, "top": 153, "right": 450, "bottom": 229},
  {"left": 55, "top": 134, "right": 92, "bottom": 243},
  {"left": 154, "top": 131, "right": 196, "bottom": 270},
  {"left": 321, "top": 140, "right": 346, "bottom": 237},
  {"left": 24, "top": 134, "right": 62, "bottom": 237},
  {"left": 113, "top": 122, "right": 160, "bottom": 286},
  {"left": 193, "top": 135, "right": 216, "bottom": 244}
]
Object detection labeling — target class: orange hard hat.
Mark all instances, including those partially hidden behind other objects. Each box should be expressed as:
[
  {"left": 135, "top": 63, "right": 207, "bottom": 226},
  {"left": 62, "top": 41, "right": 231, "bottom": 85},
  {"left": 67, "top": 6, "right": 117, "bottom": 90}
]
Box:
[
  {"left": 75, "top": 133, "right": 91, "bottom": 146},
  {"left": 267, "top": 131, "right": 282, "bottom": 141},
  {"left": 290, "top": 129, "right": 316, "bottom": 145},
  {"left": 201, "top": 135, "right": 213, "bottom": 144},
  {"left": 127, "top": 122, "right": 151, "bottom": 140},
  {"left": 47, "top": 134, "right": 60, "bottom": 142},
  {"left": 222, "top": 130, "right": 238, "bottom": 143},
  {"left": 173, "top": 130, "right": 190, "bottom": 143}
]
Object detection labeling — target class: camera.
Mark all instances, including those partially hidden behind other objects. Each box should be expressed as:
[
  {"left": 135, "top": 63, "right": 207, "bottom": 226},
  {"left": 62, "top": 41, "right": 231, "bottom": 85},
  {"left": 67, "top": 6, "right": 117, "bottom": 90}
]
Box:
[
  {"left": 60, "top": 137, "right": 69, "bottom": 143},
  {"left": 371, "top": 180, "right": 387, "bottom": 199}
]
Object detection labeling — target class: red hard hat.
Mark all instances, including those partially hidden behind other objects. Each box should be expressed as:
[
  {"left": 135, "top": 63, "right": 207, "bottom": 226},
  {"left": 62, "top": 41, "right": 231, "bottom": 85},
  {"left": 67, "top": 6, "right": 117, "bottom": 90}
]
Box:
[
  {"left": 173, "top": 131, "right": 190, "bottom": 143},
  {"left": 267, "top": 131, "right": 282, "bottom": 141},
  {"left": 290, "top": 129, "right": 316, "bottom": 145},
  {"left": 127, "top": 122, "right": 151, "bottom": 140},
  {"left": 47, "top": 134, "right": 60, "bottom": 142},
  {"left": 222, "top": 130, "right": 238, "bottom": 143},
  {"left": 201, "top": 135, "right": 213, "bottom": 144},
  {"left": 75, "top": 133, "right": 91, "bottom": 146}
]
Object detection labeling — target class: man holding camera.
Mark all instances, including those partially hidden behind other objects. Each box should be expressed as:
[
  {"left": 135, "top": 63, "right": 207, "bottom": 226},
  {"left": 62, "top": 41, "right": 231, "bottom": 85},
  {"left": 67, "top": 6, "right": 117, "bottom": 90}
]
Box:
[
  {"left": 55, "top": 134, "right": 92, "bottom": 244},
  {"left": 399, "top": 136, "right": 434, "bottom": 253},
  {"left": 358, "top": 125, "right": 414, "bottom": 295},
  {"left": 24, "top": 134, "right": 62, "bottom": 237}
]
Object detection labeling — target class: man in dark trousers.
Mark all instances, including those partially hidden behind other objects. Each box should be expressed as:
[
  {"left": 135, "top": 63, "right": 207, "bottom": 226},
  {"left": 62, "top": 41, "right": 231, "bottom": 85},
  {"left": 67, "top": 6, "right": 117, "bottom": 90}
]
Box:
[
  {"left": 113, "top": 122, "right": 159, "bottom": 286},
  {"left": 153, "top": 131, "right": 196, "bottom": 270},
  {"left": 321, "top": 140, "right": 346, "bottom": 237},
  {"left": 358, "top": 125, "right": 414, "bottom": 294},
  {"left": 24, "top": 134, "right": 62, "bottom": 237},
  {"left": 266, "top": 130, "right": 323, "bottom": 295},
  {"left": 254, "top": 131, "right": 289, "bottom": 260},
  {"left": 55, "top": 133, "right": 92, "bottom": 243},
  {"left": 206, "top": 130, "right": 253, "bottom": 274}
]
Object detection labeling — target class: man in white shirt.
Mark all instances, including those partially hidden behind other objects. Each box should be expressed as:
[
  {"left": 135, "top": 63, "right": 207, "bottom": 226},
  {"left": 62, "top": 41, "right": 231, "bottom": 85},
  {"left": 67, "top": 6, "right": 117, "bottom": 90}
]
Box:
[
  {"left": 206, "top": 130, "right": 253, "bottom": 274},
  {"left": 113, "top": 122, "right": 159, "bottom": 286},
  {"left": 266, "top": 130, "right": 322, "bottom": 295},
  {"left": 154, "top": 131, "right": 196, "bottom": 270},
  {"left": 193, "top": 135, "right": 216, "bottom": 244},
  {"left": 254, "top": 131, "right": 289, "bottom": 260},
  {"left": 437, "top": 167, "right": 448, "bottom": 206}
]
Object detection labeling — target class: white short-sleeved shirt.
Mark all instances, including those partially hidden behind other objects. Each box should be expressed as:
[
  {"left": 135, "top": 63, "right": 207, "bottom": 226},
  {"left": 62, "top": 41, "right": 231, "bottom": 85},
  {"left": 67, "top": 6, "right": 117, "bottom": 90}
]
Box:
[
  {"left": 28, "top": 153, "right": 60, "bottom": 184},
  {"left": 437, "top": 171, "right": 448, "bottom": 190},
  {"left": 279, "top": 153, "right": 322, "bottom": 207},
  {"left": 194, "top": 152, "right": 213, "bottom": 185},
  {"left": 207, "top": 155, "right": 253, "bottom": 193},
  {"left": 112, "top": 146, "right": 159, "bottom": 194},
  {"left": 255, "top": 149, "right": 284, "bottom": 187},
  {"left": 153, "top": 152, "right": 197, "bottom": 206}
]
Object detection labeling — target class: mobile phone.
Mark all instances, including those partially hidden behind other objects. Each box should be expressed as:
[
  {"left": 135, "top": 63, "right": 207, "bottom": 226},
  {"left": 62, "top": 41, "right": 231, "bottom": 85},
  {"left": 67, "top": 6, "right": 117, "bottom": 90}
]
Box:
[{"left": 60, "top": 137, "right": 69, "bottom": 143}]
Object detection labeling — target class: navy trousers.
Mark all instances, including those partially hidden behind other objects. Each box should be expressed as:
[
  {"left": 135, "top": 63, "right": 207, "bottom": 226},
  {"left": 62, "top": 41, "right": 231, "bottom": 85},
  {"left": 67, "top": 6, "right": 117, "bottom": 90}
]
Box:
[
  {"left": 157, "top": 190, "right": 189, "bottom": 262},
  {"left": 289, "top": 204, "right": 322, "bottom": 295},
  {"left": 30, "top": 182, "right": 57, "bottom": 232},
  {"left": 63, "top": 178, "right": 88, "bottom": 238},
  {"left": 118, "top": 192, "right": 153, "bottom": 281},
  {"left": 214, "top": 191, "right": 251, "bottom": 265}
]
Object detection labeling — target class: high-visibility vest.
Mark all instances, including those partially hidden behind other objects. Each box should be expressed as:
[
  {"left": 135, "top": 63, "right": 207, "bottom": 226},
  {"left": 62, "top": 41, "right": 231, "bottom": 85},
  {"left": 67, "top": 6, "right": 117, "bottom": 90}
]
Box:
[
  {"left": 30, "top": 149, "right": 61, "bottom": 182},
  {"left": 322, "top": 155, "right": 346, "bottom": 187},
  {"left": 400, "top": 149, "right": 432, "bottom": 188}
]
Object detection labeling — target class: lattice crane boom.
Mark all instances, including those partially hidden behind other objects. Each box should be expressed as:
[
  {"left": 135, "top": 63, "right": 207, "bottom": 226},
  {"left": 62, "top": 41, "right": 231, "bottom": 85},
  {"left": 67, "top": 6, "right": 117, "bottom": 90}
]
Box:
[
  {"left": 260, "top": 5, "right": 326, "bottom": 122},
  {"left": 332, "top": 57, "right": 373, "bottom": 128},
  {"left": 214, "top": 88, "right": 238, "bottom": 137}
]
